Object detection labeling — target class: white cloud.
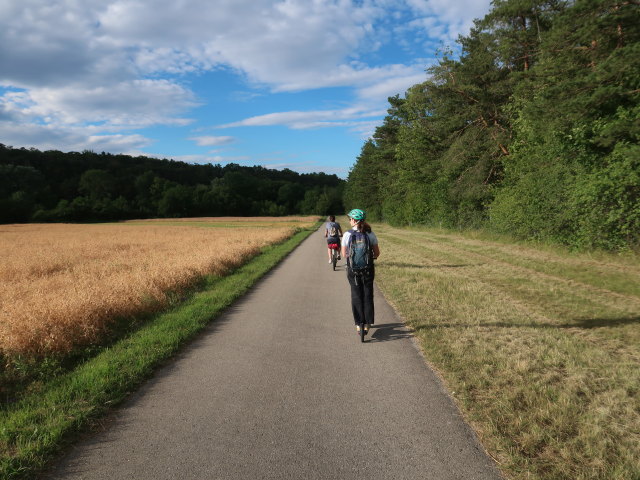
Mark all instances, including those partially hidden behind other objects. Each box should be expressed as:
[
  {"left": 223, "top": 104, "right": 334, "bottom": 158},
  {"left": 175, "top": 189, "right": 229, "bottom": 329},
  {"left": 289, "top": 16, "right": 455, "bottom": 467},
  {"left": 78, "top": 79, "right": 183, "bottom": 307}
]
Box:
[
  {"left": 91, "top": 0, "right": 383, "bottom": 84},
  {"left": 0, "top": 0, "right": 492, "bottom": 160},
  {"left": 213, "top": 65, "right": 427, "bottom": 138},
  {"left": 401, "top": 0, "right": 492, "bottom": 42},
  {"left": 347, "top": 120, "right": 384, "bottom": 138},
  {"left": 9, "top": 80, "right": 199, "bottom": 126},
  {"left": 189, "top": 135, "right": 236, "bottom": 147},
  {"left": 404, "top": 0, "right": 491, "bottom": 24},
  {"left": 1, "top": 1, "right": 435, "bottom": 94},
  {"left": 217, "top": 105, "right": 386, "bottom": 130},
  {"left": 270, "top": 62, "right": 427, "bottom": 93},
  {"left": 0, "top": 120, "right": 151, "bottom": 153},
  {"left": 356, "top": 72, "right": 427, "bottom": 101}
]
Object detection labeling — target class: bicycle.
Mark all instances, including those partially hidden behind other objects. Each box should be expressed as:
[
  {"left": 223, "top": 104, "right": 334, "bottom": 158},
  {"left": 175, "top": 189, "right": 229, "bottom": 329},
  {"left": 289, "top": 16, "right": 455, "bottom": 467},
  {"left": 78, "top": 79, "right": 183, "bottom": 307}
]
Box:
[{"left": 328, "top": 242, "right": 340, "bottom": 271}]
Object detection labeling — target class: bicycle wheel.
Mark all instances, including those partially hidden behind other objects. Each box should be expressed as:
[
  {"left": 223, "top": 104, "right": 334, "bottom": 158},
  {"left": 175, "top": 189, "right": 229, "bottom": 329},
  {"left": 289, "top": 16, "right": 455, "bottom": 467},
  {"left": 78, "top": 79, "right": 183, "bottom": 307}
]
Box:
[
  {"left": 332, "top": 250, "right": 337, "bottom": 270},
  {"left": 359, "top": 322, "right": 365, "bottom": 343}
]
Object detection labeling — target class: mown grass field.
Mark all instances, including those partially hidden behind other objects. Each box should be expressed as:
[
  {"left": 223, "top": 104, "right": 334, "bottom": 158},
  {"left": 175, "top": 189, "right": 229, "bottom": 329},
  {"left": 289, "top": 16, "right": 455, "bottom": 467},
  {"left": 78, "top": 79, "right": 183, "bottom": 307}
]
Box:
[
  {"left": 373, "top": 224, "right": 639, "bottom": 480},
  {"left": 0, "top": 216, "right": 319, "bottom": 479}
]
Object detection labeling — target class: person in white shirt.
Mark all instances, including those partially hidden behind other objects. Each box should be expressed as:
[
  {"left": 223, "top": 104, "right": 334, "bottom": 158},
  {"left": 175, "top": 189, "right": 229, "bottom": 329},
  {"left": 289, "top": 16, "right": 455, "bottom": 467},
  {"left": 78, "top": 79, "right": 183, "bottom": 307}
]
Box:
[{"left": 341, "top": 209, "right": 380, "bottom": 336}]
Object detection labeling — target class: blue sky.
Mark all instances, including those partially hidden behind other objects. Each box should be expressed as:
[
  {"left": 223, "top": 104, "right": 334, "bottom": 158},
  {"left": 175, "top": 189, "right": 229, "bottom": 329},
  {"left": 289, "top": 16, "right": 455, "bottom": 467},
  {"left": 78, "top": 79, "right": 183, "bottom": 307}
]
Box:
[{"left": 0, "top": 0, "right": 492, "bottom": 178}]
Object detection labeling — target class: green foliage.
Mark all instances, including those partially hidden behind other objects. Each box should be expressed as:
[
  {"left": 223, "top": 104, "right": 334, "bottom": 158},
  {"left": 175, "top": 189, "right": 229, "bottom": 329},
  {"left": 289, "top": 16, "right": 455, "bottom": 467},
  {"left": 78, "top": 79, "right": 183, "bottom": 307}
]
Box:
[
  {"left": 0, "top": 164, "right": 47, "bottom": 222},
  {"left": 345, "top": 0, "right": 639, "bottom": 251},
  {"left": 572, "top": 143, "right": 640, "bottom": 250},
  {"left": 489, "top": 152, "right": 580, "bottom": 243},
  {"left": 491, "top": 0, "right": 640, "bottom": 250},
  {"left": 158, "top": 185, "right": 193, "bottom": 217},
  {"left": 78, "top": 169, "right": 117, "bottom": 200},
  {"left": 0, "top": 145, "right": 345, "bottom": 222},
  {"left": 343, "top": 139, "right": 386, "bottom": 220}
]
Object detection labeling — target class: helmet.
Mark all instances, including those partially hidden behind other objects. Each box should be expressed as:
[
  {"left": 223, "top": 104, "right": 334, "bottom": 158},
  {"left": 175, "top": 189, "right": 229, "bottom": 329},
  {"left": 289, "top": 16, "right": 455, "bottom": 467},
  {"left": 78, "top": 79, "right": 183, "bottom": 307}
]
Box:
[{"left": 347, "top": 208, "right": 366, "bottom": 221}]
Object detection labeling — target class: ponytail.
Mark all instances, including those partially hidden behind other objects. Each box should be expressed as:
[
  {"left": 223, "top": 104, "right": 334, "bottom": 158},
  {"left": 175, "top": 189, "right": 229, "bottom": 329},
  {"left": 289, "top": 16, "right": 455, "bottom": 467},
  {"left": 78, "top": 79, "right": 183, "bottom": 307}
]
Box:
[{"left": 356, "top": 221, "right": 371, "bottom": 233}]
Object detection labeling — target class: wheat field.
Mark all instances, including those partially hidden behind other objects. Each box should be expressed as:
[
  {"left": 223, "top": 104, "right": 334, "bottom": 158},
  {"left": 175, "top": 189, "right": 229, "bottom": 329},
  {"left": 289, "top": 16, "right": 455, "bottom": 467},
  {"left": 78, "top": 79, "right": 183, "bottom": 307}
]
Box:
[{"left": 0, "top": 218, "right": 316, "bottom": 357}]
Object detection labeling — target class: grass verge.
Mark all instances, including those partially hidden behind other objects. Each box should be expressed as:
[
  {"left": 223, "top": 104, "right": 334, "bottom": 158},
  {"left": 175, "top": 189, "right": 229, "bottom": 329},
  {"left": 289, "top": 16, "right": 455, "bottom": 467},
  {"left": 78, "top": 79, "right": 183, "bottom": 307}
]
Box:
[
  {"left": 373, "top": 223, "right": 639, "bottom": 480},
  {"left": 0, "top": 226, "right": 316, "bottom": 479}
]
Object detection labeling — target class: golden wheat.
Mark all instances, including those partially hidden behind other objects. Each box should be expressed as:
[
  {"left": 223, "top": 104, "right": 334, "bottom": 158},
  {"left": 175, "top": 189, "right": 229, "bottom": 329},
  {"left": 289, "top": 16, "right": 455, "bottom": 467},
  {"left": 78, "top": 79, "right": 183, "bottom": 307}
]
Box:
[
  {"left": 0, "top": 220, "right": 310, "bottom": 357},
  {"left": 125, "top": 216, "right": 319, "bottom": 223}
]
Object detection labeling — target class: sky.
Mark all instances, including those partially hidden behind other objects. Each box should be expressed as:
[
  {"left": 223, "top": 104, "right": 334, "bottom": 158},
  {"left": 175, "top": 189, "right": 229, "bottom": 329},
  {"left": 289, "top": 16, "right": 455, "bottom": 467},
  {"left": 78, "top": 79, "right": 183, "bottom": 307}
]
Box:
[{"left": 0, "top": 0, "right": 493, "bottom": 178}]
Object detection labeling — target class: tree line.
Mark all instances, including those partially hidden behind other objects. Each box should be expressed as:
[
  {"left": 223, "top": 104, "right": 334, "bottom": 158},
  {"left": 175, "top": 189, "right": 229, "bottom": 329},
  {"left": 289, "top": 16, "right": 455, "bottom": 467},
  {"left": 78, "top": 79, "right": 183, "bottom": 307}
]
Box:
[
  {"left": 344, "top": 0, "right": 639, "bottom": 251},
  {"left": 0, "top": 145, "right": 344, "bottom": 222}
]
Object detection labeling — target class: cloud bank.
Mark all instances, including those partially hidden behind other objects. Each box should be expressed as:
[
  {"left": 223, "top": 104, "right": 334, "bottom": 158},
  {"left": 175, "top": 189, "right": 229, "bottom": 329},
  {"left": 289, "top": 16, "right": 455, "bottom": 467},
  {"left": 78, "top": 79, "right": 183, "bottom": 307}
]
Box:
[{"left": 0, "top": 0, "right": 492, "bottom": 154}]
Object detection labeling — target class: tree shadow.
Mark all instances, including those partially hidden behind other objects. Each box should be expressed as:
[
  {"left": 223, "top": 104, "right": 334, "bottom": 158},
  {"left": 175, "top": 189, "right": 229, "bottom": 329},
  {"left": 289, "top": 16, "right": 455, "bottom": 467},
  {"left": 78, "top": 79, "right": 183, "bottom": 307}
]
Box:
[
  {"left": 412, "top": 316, "right": 640, "bottom": 331},
  {"left": 566, "top": 316, "right": 640, "bottom": 329},
  {"left": 382, "top": 261, "right": 481, "bottom": 269}
]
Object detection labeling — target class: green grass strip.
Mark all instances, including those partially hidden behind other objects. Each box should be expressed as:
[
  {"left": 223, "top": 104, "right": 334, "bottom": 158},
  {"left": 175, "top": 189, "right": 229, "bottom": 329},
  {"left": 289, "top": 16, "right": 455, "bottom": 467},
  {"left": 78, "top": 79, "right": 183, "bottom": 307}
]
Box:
[{"left": 0, "top": 227, "right": 316, "bottom": 479}]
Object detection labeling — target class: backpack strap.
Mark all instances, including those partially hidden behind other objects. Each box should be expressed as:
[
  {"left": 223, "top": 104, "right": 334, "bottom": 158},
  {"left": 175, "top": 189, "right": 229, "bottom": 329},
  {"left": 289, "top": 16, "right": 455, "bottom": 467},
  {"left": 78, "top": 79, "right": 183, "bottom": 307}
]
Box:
[{"left": 346, "top": 231, "right": 353, "bottom": 268}]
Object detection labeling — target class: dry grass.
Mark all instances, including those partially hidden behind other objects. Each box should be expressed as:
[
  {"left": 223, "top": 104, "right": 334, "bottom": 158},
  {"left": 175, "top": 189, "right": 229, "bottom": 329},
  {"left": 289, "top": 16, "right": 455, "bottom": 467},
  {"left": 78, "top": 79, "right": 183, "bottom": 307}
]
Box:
[
  {"left": 373, "top": 224, "right": 640, "bottom": 480},
  {"left": 0, "top": 218, "right": 316, "bottom": 357}
]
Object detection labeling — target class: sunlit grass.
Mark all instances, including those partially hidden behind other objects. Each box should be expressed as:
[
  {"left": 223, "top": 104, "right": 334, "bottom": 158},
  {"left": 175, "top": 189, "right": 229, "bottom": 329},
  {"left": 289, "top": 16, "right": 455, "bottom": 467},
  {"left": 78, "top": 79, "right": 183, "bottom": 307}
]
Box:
[{"left": 374, "top": 224, "right": 640, "bottom": 480}]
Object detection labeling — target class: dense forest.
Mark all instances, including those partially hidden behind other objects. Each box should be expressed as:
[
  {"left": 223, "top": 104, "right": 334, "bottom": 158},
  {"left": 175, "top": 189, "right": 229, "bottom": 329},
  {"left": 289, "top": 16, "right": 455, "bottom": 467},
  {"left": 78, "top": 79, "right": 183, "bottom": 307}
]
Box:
[
  {"left": 344, "top": 0, "right": 639, "bottom": 251},
  {"left": 0, "top": 145, "right": 344, "bottom": 222}
]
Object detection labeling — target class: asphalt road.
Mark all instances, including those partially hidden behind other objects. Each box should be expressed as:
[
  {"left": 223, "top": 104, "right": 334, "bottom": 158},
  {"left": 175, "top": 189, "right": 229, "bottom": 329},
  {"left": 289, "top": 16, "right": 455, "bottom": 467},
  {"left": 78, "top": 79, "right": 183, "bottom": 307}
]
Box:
[{"left": 46, "top": 227, "right": 502, "bottom": 480}]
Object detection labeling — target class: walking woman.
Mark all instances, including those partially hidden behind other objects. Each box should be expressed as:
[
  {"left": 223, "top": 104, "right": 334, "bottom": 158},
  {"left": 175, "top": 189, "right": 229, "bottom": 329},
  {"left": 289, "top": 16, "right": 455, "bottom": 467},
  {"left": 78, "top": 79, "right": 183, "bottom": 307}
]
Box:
[{"left": 341, "top": 209, "right": 380, "bottom": 336}]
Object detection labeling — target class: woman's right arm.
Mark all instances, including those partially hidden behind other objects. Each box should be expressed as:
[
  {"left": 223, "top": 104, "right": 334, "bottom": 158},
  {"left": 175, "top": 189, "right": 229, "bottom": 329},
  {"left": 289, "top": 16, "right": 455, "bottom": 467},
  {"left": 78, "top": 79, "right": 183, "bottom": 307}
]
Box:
[{"left": 341, "top": 232, "right": 348, "bottom": 259}]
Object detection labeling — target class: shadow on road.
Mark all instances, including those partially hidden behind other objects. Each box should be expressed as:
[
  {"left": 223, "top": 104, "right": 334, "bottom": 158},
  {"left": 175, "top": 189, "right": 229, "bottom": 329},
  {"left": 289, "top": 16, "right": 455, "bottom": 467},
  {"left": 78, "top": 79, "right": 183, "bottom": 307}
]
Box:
[{"left": 368, "top": 322, "right": 413, "bottom": 342}]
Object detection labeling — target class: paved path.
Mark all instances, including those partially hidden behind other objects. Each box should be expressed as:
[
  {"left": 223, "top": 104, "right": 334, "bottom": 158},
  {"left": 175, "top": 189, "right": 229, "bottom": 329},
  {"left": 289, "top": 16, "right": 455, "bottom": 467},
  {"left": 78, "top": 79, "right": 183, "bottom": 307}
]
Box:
[{"left": 46, "top": 228, "right": 502, "bottom": 479}]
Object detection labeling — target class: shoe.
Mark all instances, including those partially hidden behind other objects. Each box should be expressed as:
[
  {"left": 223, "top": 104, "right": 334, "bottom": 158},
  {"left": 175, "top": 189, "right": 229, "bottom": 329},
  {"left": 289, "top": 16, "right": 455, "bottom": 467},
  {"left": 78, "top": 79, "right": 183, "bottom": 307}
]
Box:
[
  {"left": 329, "top": 260, "right": 332, "bottom": 263},
  {"left": 356, "top": 325, "right": 361, "bottom": 333},
  {"left": 337, "top": 255, "right": 341, "bottom": 260},
  {"left": 364, "top": 324, "right": 370, "bottom": 335}
]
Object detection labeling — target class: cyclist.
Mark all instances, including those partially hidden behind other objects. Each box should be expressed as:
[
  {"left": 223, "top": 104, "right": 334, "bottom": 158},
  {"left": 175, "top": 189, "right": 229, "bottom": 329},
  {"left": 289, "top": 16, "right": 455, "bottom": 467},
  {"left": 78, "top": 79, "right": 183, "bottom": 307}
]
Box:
[
  {"left": 324, "top": 215, "right": 343, "bottom": 264},
  {"left": 341, "top": 209, "right": 380, "bottom": 336}
]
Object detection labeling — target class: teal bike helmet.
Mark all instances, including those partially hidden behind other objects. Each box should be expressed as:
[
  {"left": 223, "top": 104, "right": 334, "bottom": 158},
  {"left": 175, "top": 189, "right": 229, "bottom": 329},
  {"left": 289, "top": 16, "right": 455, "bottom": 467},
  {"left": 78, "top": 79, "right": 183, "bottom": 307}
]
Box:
[{"left": 347, "top": 208, "right": 366, "bottom": 221}]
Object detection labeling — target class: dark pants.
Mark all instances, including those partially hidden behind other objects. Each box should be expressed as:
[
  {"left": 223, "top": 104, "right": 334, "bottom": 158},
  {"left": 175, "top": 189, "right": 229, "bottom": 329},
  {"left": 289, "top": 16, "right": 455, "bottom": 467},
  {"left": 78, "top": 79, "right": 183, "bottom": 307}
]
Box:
[{"left": 347, "top": 266, "right": 375, "bottom": 326}]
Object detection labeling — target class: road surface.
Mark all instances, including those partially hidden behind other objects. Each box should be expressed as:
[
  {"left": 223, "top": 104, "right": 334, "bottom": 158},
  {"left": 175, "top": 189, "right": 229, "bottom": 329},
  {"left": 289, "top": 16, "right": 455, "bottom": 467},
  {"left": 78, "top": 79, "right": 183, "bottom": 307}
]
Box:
[{"left": 46, "top": 227, "right": 502, "bottom": 479}]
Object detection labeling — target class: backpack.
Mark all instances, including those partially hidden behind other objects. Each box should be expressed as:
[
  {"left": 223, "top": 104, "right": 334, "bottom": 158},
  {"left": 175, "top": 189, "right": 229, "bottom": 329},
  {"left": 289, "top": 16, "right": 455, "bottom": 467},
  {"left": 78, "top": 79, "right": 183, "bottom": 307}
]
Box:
[
  {"left": 328, "top": 223, "right": 339, "bottom": 238},
  {"left": 347, "top": 230, "right": 372, "bottom": 282}
]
